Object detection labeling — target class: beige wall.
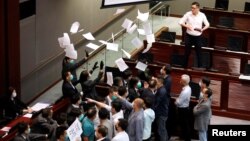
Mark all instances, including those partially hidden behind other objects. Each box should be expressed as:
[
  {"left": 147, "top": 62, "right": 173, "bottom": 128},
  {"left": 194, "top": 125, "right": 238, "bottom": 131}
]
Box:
[{"left": 165, "top": 0, "right": 250, "bottom": 15}]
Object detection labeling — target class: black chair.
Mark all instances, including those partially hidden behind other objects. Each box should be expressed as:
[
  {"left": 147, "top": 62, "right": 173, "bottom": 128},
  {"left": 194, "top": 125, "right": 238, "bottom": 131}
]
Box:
[
  {"left": 189, "top": 81, "right": 201, "bottom": 100},
  {"left": 244, "top": 2, "right": 250, "bottom": 13},
  {"left": 171, "top": 54, "right": 184, "bottom": 67},
  {"left": 227, "top": 36, "right": 244, "bottom": 52},
  {"left": 158, "top": 31, "right": 176, "bottom": 43},
  {"left": 244, "top": 64, "right": 250, "bottom": 76},
  {"left": 217, "top": 16, "right": 234, "bottom": 28},
  {"left": 215, "top": 0, "right": 229, "bottom": 10}
]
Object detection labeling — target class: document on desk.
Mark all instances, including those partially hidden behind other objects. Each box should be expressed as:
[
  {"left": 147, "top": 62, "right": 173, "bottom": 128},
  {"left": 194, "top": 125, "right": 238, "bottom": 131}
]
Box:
[
  {"left": 107, "top": 72, "right": 113, "bottom": 86},
  {"left": 137, "top": 10, "right": 149, "bottom": 22},
  {"left": 115, "top": 58, "right": 129, "bottom": 72},
  {"left": 23, "top": 113, "right": 33, "bottom": 118},
  {"left": 131, "top": 37, "right": 143, "bottom": 49},
  {"left": 70, "top": 21, "right": 80, "bottom": 34},
  {"left": 31, "top": 102, "right": 50, "bottom": 112},
  {"left": 0, "top": 127, "right": 11, "bottom": 132},
  {"left": 136, "top": 61, "right": 148, "bottom": 71},
  {"left": 82, "top": 32, "right": 95, "bottom": 40},
  {"left": 239, "top": 75, "right": 250, "bottom": 80},
  {"left": 67, "top": 119, "right": 82, "bottom": 141}
]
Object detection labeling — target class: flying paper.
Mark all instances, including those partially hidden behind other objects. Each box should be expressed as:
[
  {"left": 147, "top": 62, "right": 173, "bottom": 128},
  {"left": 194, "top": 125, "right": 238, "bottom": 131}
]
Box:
[
  {"left": 136, "top": 61, "right": 148, "bottom": 71},
  {"left": 115, "top": 58, "right": 129, "bottom": 72},
  {"left": 121, "top": 49, "right": 131, "bottom": 59},
  {"left": 114, "top": 8, "right": 125, "bottom": 15},
  {"left": 146, "top": 34, "right": 155, "bottom": 43},
  {"left": 86, "top": 43, "right": 99, "bottom": 50},
  {"left": 122, "top": 18, "right": 133, "bottom": 30},
  {"left": 107, "top": 43, "right": 119, "bottom": 51},
  {"left": 82, "top": 32, "right": 95, "bottom": 40},
  {"left": 137, "top": 10, "right": 149, "bottom": 22},
  {"left": 131, "top": 37, "right": 143, "bottom": 48},
  {"left": 137, "top": 29, "right": 146, "bottom": 35},
  {"left": 143, "top": 22, "right": 152, "bottom": 35},
  {"left": 142, "top": 43, "right": 152, "bottom": 53},
  {"left": 106, "top": 72, "right": 113, "bottom": 86},
  {"left": 70, "top": 21, "right": 80, "bottom": 34},
  {"left": 127, "top": 24, "right": 137, "bottom": 34}
]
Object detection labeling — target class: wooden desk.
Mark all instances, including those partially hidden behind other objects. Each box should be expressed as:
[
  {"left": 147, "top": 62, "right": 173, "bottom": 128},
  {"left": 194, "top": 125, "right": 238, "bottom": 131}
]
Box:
[
  {"left": 0, "top": 98, "right": 70, "bottom": 141},
  {"left": 201, "top": 8, "right": 250, "bottom": 31},
  {"left": 147, "top": 41, "right": 250, "bottom": 74},
  {"left": 124, "top": 59, "right": 250, "bottom": 121}
]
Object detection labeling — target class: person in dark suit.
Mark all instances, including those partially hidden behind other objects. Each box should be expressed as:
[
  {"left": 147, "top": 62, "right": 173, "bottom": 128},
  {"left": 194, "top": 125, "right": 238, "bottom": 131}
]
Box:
[
  {"left": 160, "top": 64, "right": 172, "bottom": 95},
  {"left": 95, "top": 125, "right": 111, "bottom": 141},
  {"left": 62, "top": 71, "right": 79, "bottom": 99},
  {"left": 55, "top": 126, "right": 68, "bottom": 141},
  {"left": 140, "top": 79, "right": 156, "bottom": 105},
  {"left": 79, "top": 61, "right": 104, "bottom": 100},
  {"left": 127, "top": 77, "right": 140, "bottom": 103},
  {"left": 3, "top": 87, "right": 33, "bottom": 120},
  {"left": 13, "top": 122, "right": 47, "bottom": 141},
  {"left": 31, "top": 108, "right": 58, "bottom": 139},
  {"left": 61, "top": 50, "right": 88, "bottom": 85}
]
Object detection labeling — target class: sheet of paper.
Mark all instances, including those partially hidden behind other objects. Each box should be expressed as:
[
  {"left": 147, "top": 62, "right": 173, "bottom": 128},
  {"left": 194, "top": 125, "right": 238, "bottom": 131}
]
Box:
[
  {"left": 58, "top": 37, "right": 65, "bottom": 48},
  {"left": 121, "top": 18, "right": 133, "bottom": 30},
  {"left": 114, "top": 8, "right": 125, "bottom": 15},
  {"left": 78, "top": 29, "right": 84, "bottom": 33},
  {"left": 99, "top": 40, "right": 108, "bottom": 45},
  {"left": 131, "top": 37, "right": 143, "bottom": 49},
  {"left": 1, "top": 127, "right": 11, "bottom": 132},
  {"left": 65, "top": 49, "right": 77, "bottom": 60},
  {"left": 136, "top": 61, "right": 148, "bottom": 71},
  {"left": 86, "top": 43, "right": 99, "bottom": 50},
  {"left": 82, "top": 32, "right": 95, "bottom": 40},
  {"left": 143, "top": 22, "right": 152, "bottom": 35},
  {"left": 107, "top": 43, "right": 119, "bottom": 51},
  {"left": 63, "top": 33, "right": 71, "bottom": 46},
  {"left": 121, "top": 49, "right": 131, "bottom": 59},
  {"left": 66, "top": 119, "right": 83, "bottom": 141},
  {"left": 115, "top": 58, "right": 129, "bottom": 72},
  {"left": 31, "top": 102, "right": 50, "bottom": 112},
  {"left": 137, "top": 29, "right": 146, "bottom": 35},
  {"left": 127, "top": 24, "right": 137, "bottom": 34},
  {"left": 70, "top": 21, "right": 80, "bottom": 34},
  {"left": 142, "top": 43, "right": 152, "bottom": 53},
  {"left": 146, "top": 34, "right": 155, "bottom": 43},
  {"left": 239, "top": 75, "right": 250, "bottom": 80},
  {"left": 106, "top": 72, "right": 113, "bottom": 86},
  {"left": 23, "top": 113, "right": 33, "bottom": 118},
  {"left": 137, "top": 9, "right": 149, "bottom": 22},
  {"left": 65, "top": 44, "right": 75, "bottom": 51},
  {"left": 112, "top": 33, "right": 115, "bottom": 43}
]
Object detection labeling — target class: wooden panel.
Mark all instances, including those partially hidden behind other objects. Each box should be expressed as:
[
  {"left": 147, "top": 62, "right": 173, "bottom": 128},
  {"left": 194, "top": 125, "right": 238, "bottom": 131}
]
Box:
[
  {"left": 228, "top": 82, "right": 250, "bottom": 111},
  {"left": 0, "top": 0, "right": 6, "bottom": 96},
  {"left": 212, "top": 56, "right": 241, "bottom": 74},
  {"left": 209, "top": 80, "right": 221, "bottom": 107}
]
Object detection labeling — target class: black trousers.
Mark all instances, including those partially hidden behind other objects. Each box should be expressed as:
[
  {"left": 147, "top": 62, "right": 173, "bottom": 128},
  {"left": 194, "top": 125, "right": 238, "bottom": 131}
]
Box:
[
  {"left": 183, "top": 33, "right": 203, "bottom": 68},
  {"left": 178, "top": 107, "right": 191, "bottom": 141}
]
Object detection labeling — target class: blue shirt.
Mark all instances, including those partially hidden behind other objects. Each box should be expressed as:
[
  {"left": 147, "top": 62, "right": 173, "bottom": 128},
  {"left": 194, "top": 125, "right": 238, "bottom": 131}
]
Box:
[
  {"left": 82, "top": 117, "right": 95, "bottom": 141},
  {"left": 176, "top": 85, "right": 191, "bottom": 108}
]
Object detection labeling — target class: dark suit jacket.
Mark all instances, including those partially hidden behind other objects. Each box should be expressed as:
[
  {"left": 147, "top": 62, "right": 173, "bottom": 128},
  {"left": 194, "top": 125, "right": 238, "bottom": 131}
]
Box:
[
  {"left": 61, "top": 58, "right": 86, "bottom": 84},
  {"left": 153, "top": 86, "right": 170, "bottom": 117},
  {"left": 127, "top": 88, "right": 139, "bottom": 103},
  {"left": 62, "top": 80, "right": 78, "bottom": 99},
  {"left": 13, "top": 133, "right": 47, "bottom": 141},
  {"left": 164, "top": 75, "right": 172, "bottom": 95},
  {"left": 3, "top": 97, "right": 27, "bottom": 119},
  {"left": 140, "top": 88, "right": 155, "bottom": 104},
  {"left": 80, "top": 71, "right": 103, "bottom": 99}
]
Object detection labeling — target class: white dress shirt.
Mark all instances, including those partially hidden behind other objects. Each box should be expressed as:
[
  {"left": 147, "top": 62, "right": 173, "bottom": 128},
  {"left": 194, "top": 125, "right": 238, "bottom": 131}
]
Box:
[
  {"left": 179, "top": 11, "right": 209, "bottom": 36},
  {"left": 176, "top": 85, "right": 191, "bottom": 108},
  {"left": 111, "top": 131, "right": 130, "bottom": 141}
]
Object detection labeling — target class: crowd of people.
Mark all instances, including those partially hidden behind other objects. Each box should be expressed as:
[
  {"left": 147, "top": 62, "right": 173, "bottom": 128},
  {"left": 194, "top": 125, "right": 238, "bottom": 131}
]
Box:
[{"left": 0, "top": 1, "right": 214, "bottom": 141}]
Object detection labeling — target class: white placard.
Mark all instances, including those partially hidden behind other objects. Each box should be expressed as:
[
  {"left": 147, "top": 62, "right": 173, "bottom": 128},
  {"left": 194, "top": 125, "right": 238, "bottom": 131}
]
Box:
[
  {"left": 115, "top": 58, "right": 129, "bottom": 72},
  {"left": 107, "top": 72, "right": 114, "bottom": 86},
  {"left": 136, "top": 61, "right": 148, "bottom": 71},
  {"left": 66, "top": 119, "right": 83, "bottom": 141}
]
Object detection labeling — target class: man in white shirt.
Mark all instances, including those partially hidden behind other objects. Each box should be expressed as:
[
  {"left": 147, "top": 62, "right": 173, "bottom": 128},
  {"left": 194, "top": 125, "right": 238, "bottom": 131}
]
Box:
[
  {"left": 179, "top": 1, "right": 210, "bottom": 68},
  {"left": 111, "top": 119, "right": 129, "bottom": 141},
  {"left": 175, "top": 74, "right": 192, "bottom": 141}
]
